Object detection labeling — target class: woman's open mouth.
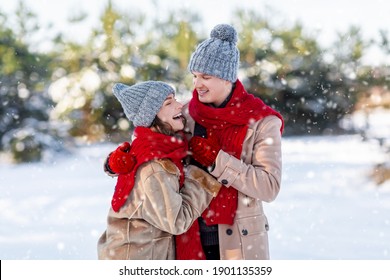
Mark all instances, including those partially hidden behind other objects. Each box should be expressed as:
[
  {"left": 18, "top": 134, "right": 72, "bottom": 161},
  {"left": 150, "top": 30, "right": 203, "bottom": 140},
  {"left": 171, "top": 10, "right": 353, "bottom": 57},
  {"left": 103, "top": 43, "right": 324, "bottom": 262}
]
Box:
[{"left": 173, "top": 113, "right": 183, "bottom": 120}]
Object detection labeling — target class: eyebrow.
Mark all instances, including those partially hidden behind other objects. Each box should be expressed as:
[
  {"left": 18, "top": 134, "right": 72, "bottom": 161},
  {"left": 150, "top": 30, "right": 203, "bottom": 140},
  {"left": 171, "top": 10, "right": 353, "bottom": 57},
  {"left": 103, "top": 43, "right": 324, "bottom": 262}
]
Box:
[
  {"left": 163, "top": 95, "right": 174, "bottom": 104},
  {"left": 194, "top": 73, "right": 211, "bottom": 78}
]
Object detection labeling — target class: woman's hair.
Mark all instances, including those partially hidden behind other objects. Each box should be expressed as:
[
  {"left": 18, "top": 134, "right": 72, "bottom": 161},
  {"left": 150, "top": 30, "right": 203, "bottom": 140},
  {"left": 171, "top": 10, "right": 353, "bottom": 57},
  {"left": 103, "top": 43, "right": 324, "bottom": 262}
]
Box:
[{"left": 150, "top": 116, "right": 186, "bottom": 137}]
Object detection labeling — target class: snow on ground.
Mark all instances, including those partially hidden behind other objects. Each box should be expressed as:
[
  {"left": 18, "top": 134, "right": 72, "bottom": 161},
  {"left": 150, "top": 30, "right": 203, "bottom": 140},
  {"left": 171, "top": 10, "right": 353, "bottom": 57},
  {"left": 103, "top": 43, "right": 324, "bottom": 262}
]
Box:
[
  {"left": 0, "top": 110, "right": 389, "bottom": 260},
  {"left": 265, "top": 135, "right": 390, "bottom": 259}
]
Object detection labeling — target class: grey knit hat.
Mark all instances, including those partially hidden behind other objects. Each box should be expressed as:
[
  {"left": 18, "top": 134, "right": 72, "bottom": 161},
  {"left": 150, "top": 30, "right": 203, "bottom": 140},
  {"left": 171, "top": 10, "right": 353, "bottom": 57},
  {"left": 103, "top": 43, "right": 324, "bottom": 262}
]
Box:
[
  {"left": 112, "top": 81, "right": 175, "bottom": 127},
  {"left": 188, "top": 24, "right": 240, "bottom": 83}
]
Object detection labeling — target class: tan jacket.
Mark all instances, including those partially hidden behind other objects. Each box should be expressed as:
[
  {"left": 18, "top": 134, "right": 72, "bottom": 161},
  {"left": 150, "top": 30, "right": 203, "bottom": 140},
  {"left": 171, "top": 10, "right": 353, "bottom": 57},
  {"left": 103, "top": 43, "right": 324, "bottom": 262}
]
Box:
[
  {"left": 183, "top": 104, "right": 283, "bottom": 260},
  {"left": 98, "top": 159, "right": 221, "bottom": 260}
]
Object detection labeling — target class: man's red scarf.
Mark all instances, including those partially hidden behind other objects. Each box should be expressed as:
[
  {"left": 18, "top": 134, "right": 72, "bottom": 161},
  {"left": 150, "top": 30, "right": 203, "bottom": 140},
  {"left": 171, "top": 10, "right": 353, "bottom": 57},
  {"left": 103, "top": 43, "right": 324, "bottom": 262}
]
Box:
[
  {"left": 175, "top": 79, "right": 284, "bottom": 259},
  {"left": 111, "top": 127, "right": 188, "bottom": 212}
]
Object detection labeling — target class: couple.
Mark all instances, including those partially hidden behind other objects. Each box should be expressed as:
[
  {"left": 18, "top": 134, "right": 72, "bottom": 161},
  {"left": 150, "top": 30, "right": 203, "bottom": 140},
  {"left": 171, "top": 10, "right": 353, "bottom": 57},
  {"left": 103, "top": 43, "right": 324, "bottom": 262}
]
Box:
[{"left": 98, "top": 24, "right": 284, "bottom": 260}]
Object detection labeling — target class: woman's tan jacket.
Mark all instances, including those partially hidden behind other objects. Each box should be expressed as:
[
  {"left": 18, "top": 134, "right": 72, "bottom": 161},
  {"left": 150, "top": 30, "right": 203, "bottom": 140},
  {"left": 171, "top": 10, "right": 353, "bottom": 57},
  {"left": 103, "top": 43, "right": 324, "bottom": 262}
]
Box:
[
  {"left": 183, "top": 104, "right": 283, "bottom": 260},
  {"left": 98, "top": 159, "right": 221, "bottom": 260}
]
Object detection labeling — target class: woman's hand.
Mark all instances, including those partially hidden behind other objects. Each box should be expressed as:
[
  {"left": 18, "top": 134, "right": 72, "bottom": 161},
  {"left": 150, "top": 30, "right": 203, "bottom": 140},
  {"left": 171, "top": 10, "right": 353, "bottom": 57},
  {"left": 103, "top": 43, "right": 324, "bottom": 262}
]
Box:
[
  {"left": 189, "top": 136, "right": 220, "bottom": 167},
  {"left": 107, "top": 142, "right": 136, "bottom": 174}
]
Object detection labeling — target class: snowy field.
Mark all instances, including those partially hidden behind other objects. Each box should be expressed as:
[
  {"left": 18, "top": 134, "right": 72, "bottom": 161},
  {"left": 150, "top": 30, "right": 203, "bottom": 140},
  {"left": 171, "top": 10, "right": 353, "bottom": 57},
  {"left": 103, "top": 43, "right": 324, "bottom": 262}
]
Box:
[{"left": 1, "top": 111, "right": 390, "bottom": 260}]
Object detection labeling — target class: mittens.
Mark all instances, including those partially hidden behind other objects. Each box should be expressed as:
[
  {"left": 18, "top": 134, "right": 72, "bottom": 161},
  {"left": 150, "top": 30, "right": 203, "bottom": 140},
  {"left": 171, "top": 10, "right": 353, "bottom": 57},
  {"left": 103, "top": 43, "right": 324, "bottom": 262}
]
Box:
[
  {"left": 189, "top": 136, "right": 220, "bottom": 167},
  {"left": 107, "top": 142, "right": 136, "bottom": 174}
]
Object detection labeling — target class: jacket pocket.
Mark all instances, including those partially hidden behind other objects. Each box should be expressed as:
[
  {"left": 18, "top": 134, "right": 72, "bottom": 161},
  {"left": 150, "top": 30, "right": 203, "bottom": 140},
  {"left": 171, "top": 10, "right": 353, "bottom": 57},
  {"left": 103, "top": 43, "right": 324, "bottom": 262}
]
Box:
[{"left": 236, "top": 215, "right": 269, "bottom": 259}]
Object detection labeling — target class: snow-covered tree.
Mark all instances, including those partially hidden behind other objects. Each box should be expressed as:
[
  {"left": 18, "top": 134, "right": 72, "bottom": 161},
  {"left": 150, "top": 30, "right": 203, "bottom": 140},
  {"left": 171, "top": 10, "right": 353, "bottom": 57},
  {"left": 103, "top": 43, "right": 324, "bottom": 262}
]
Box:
[{"left": 0, "top": 3, "right": 64, "bottom": 163}]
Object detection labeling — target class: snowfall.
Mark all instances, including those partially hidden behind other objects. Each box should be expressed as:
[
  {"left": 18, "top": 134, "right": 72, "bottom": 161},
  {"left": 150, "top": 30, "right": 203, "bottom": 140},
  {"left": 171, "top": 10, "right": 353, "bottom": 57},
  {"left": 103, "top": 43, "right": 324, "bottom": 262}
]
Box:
[{"left": 0, "top": 109, "right": 389, "bottom": 260}]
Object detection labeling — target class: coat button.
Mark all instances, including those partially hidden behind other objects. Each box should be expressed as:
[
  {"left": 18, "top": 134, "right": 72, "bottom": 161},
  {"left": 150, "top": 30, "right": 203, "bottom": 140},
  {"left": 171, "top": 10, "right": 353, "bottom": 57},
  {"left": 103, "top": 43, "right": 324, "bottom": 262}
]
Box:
[
  {"left": 226, "top": 229, "right": 233, "bottom": 235},
  {"left": 221, "top": 179, "right": 228, "bottom": 185},
  {"left": 242, "top": 229, "right": 248, "bottom": 236}
]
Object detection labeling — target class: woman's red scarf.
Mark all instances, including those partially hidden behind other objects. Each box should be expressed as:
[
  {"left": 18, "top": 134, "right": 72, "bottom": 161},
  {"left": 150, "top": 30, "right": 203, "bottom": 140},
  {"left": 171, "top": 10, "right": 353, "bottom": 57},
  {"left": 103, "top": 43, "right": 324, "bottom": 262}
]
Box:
[
  {"left": 111, "top": 126, "right": 188, "bottom": 212},
  {"left": 175, "top": 79, "right": 284, "bottom": 260}
]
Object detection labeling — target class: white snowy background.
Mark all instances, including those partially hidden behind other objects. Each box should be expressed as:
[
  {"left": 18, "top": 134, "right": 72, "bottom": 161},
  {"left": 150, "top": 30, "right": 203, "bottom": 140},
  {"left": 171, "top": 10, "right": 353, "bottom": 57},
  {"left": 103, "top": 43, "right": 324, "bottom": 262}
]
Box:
[{"left": 0, "top": 109, "right": 389, "bottom": 260}]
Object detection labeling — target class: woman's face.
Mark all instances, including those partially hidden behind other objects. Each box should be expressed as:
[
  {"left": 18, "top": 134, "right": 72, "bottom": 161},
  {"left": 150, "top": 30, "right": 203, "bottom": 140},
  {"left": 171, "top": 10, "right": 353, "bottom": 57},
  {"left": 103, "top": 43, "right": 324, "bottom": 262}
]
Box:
[
  {"left": 156, "top": 94, "right": 185, "bottom": 132},
  {"left": 192, "top": 71, "right": 232, "bottom": 107}
]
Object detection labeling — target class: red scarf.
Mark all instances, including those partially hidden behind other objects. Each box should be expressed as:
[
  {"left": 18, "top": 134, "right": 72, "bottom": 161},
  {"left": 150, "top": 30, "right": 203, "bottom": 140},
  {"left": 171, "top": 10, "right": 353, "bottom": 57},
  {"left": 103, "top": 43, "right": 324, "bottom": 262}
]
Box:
[
  {"left": 111, "top": 127, "right": 188, "bottom": 212},
  {"left": 175, "top": 80, "right": 284, "bottom": 260}
]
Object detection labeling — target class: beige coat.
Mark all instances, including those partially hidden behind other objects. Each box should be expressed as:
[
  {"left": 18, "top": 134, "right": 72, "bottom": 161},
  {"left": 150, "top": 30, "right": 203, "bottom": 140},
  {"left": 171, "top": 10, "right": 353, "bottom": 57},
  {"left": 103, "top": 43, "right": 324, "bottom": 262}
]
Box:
[
  {"left": 183, "top": 104, "right": 283, "bottom": 260},
  {"left": 98, "top": 159, "right": 221, "bottom": 260}
]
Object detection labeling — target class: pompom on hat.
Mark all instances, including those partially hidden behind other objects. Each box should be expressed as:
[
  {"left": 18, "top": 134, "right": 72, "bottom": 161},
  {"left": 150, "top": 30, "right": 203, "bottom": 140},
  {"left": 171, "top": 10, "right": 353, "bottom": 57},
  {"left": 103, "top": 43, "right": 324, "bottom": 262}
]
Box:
[
  {"left": 188, "top": 24, "right": 240, "bottom": 83},
  {"left": 113, "top": 81, "right": 175, "bottom": 127}
]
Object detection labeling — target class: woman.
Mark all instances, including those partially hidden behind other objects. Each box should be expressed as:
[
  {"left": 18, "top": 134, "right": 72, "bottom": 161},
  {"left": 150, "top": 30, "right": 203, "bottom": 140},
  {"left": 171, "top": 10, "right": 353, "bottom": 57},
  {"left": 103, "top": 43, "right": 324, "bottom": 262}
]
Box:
[
  {"left": 178, "top": 23, "right": 284, "bottom": 260},
  {"left": 98, "top": 81, "right": 221, "bottom": 260}
]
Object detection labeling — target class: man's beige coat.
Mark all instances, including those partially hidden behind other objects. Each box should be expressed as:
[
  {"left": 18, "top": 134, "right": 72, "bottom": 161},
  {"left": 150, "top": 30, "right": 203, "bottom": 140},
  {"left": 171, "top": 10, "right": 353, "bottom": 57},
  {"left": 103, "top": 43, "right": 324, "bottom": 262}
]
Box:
[{"left": 184, "top": 104, "right": 283, "bottom": 260}]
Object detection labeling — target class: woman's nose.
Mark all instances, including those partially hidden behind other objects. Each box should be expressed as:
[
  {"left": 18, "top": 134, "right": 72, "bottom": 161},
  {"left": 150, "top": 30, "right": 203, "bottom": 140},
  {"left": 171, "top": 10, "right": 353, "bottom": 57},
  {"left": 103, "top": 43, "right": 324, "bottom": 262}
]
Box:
[{"left": 177, "top": 102, "right": 183, "bottom": 110}]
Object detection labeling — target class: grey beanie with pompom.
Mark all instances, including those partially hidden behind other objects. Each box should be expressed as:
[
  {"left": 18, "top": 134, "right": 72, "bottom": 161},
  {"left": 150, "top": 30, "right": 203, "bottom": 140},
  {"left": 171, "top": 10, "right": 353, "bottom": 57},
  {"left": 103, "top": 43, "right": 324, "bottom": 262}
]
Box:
[{"left": 188, "top": 24, "right": 239, "bottom": 82}]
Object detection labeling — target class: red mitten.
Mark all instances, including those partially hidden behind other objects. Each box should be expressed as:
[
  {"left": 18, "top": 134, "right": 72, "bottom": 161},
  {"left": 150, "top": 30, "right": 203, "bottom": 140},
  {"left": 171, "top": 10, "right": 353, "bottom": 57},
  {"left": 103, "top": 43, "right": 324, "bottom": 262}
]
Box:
[
  {"left": 107, "top": 142, "right": 136, "bottom": 174},
  {"left": 189, "top": 136, "right": 220, "bottom": 167}
]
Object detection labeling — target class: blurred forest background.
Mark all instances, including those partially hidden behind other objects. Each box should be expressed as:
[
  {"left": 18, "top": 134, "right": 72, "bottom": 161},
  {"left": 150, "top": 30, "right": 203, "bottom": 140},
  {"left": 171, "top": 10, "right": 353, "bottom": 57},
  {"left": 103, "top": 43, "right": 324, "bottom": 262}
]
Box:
[{"left": 0, "top": 0, "right": 390, "bottom": 164}]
